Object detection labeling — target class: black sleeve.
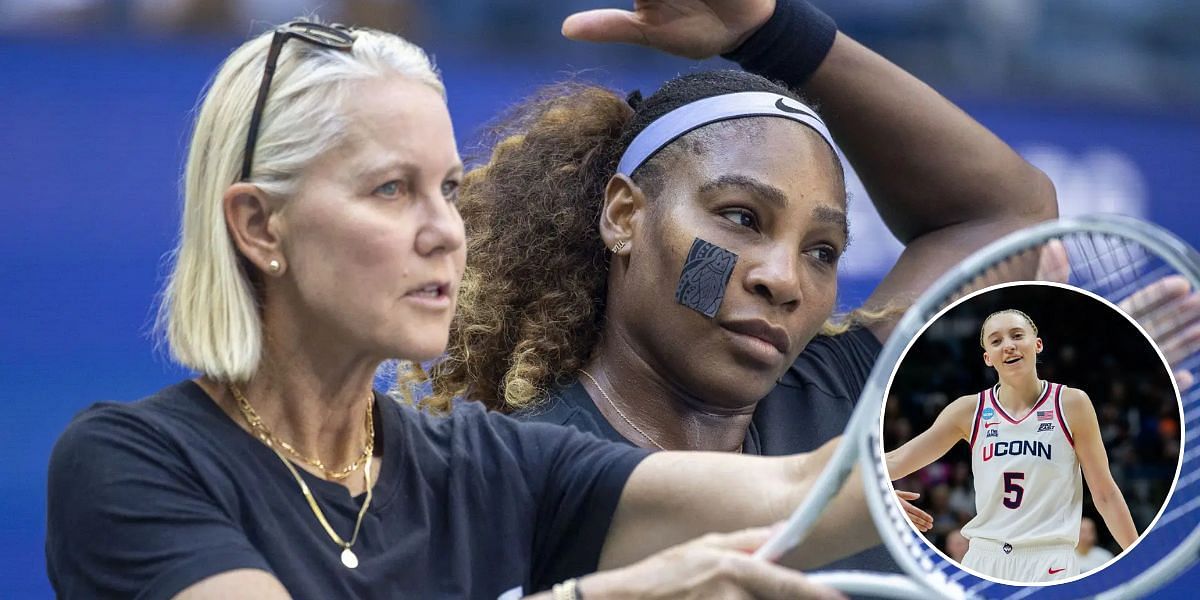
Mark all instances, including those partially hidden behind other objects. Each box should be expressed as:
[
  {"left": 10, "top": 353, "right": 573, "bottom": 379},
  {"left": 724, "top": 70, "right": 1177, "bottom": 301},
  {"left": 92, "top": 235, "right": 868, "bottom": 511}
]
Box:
[
  {"left": 792, "top": 326, "right": 882, "bottom": 402},
  {"left": 755, "top": 327, "right": 883, "bottom": 454},
  {"left": 46, "top": 406, "right": 271, "bottom": 600},
  {"left": 474, "top": 408, "right": 650, "bottom": 591}
]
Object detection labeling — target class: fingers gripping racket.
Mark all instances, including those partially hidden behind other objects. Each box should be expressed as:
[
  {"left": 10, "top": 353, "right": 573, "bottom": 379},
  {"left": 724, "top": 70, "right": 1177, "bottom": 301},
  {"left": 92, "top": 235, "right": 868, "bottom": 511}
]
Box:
[{"left": 754, "top": 215, "right": 1200, "bottom": 599}]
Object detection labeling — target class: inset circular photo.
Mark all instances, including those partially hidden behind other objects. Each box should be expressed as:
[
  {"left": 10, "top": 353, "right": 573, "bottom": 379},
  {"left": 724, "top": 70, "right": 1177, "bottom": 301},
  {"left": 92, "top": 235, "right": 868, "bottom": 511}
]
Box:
[{"left": 881, "top": 282, "right": 1182, "bottom": 586}]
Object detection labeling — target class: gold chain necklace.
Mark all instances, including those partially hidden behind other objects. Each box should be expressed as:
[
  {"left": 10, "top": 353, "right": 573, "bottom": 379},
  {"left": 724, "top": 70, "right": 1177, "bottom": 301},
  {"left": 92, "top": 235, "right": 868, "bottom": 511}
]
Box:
[
  {"left": 230, "top": 384, "right": 373, "bottom": 480},
  {"left": 229, "top": 384, "right": 376, "bottom": 569},
  {"left": 578, "top": 369, "right": 745, "bottom": 454}
]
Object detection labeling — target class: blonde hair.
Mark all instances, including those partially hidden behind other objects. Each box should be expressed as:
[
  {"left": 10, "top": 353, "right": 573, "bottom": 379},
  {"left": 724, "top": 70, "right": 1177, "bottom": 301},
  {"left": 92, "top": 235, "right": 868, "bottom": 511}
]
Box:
[
  {"left": 156, "top": 21, "right": 444, "bottom": 382},
  {"left": 979, "top": 308, "right": 1038, "bottom": 348}
]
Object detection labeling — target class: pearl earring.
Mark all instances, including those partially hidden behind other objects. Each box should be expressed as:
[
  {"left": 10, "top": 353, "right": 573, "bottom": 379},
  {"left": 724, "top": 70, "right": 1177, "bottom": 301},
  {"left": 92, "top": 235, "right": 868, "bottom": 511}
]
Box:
[{"left": 268, "top": 259, "right": 281, "bottom": 273}]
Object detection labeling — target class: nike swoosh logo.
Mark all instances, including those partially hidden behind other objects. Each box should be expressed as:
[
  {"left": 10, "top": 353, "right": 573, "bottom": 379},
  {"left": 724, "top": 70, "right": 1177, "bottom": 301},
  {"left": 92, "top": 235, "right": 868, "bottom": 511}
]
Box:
[
  {"left": 775, "top": 97, "right": 807, "bottom": 115},
  {"left": 984, "top": 422, "right": 998, "bottom": 428},
  {"left": 1048, "top": 567, "right": 1066, "bottom": 574}
]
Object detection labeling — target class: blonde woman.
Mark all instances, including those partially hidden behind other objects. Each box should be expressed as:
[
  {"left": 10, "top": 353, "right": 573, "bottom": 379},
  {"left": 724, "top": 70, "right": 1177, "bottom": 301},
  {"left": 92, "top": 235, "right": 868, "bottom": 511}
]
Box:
[
  {"left": 46, "top": 20, "right": 889, "bottom": 600},
  {"left": 886, "top": 310, "right": 1137, "bottom": 583}
]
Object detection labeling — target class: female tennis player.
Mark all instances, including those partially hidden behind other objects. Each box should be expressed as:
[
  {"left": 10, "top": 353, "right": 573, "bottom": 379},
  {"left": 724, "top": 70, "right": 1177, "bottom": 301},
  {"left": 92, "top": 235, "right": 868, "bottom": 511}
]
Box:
[
  {"left": 413, "top": 0, "right": 1051, "bottom": 570},
  {"left": 423, "top": 0, "right": 1055, "bottom": 452},
  {"left": 886, "top": 309, "right": 1138, "bottom": 583}
]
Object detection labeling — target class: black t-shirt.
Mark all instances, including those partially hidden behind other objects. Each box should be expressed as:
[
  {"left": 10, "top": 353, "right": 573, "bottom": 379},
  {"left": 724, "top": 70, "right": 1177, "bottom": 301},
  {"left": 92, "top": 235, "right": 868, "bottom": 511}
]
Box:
[
  {"left": 517, "top": 327, "right": 897, "bottom": 572},
  {"left": 46, "top": 381, "right": 649, "bottom": 599}
]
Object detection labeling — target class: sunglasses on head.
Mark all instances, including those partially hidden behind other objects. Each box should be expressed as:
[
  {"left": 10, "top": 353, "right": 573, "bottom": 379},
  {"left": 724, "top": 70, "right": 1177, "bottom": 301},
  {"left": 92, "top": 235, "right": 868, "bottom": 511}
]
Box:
[{"left": 241, "top": 21, "right": 356, "bottom": 182}]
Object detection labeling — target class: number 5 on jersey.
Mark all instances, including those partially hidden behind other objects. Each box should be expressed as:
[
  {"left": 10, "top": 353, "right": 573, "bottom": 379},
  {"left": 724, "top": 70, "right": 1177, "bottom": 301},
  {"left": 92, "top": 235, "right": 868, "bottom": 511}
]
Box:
[{"left": 1003, "top": 471, "right": 1025, "bottom": 509}]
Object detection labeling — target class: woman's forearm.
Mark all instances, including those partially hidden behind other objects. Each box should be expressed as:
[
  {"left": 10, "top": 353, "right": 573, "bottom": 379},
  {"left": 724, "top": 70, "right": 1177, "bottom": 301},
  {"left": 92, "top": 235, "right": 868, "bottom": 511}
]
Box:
[
  {"left": 600, "top": 437, "right": 878, "bottom": 571},
  {"left": 884, "top": 449, "right": 911, "bottom": 481},
  {"left": 780, "top": 458, "right": 879, "bottom": 570},
  {"left": 883, "top": 401, "right": 970, "bottom": 481},
  {"left": 803, "top": 33, "right": 1057, "bottom": 242},
  {"left": 1094, "top": 489, "right": 1138, "bottom": 549}
]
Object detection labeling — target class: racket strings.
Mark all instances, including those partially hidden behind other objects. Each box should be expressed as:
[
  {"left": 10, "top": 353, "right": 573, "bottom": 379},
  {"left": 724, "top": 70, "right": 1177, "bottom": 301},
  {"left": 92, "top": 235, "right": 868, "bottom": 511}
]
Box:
[
  {"left": 1157, "top": 494, "right": 1200, "bottom": 530},
  {"left": 970, "top": 231, "right": 1198, "bottom": 387},
  {"left": 1187, "top": 387, "right": 1200, "bottom": 406},
  {"left": 1064, "top": 233, "right": 1157, "bottom": 298},
  {"left": 1187, "top": 408, "right": 1200, "bottom": 429},
  {"left": 1078, "top": 234, "right": 1151, "bottom": 290},
  {"left": 1172, "top": 469, "right": 1200, "bottom": 493},
  {"left": 1067, "top": 235, "right": 1200, "bottom": 393}
]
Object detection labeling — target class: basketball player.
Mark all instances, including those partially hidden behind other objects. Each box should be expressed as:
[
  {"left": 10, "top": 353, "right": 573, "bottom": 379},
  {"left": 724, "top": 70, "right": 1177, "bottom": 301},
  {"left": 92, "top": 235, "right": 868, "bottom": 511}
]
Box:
[{"left": 885, "top": 309, "right": 1137, "bottom": 583}]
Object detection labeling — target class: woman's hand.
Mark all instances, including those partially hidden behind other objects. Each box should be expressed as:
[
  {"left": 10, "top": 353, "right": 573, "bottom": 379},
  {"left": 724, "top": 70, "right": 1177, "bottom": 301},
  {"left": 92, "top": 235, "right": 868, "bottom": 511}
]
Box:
[
  {"left": 580, "top": 526, "right": 845, "bottom": 599},
  {"left": 896, "top": 490, "right": 933, "bottom": 532},
  {"left": 561, "top": 0, "right": 776, "bottom": 59},
  {"left": 1038, "top": 242, "right": 1199, "bottom": 389},
  {"left": 1116, "top": 275, "right": 1200, "bottom": 389}
]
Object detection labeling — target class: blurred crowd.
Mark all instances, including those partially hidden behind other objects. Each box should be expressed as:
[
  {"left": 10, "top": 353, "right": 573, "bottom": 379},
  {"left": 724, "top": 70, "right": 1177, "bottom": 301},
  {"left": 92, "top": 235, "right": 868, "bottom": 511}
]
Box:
[
  {"left": 884, "top": 314, "right": 1180, "bottom": 564},
  {"left": 0, "top": 0, "right": 416, "bottom": 38},
  {"left": 1, "top": 0, "right": 1197, "bottom": 108}
]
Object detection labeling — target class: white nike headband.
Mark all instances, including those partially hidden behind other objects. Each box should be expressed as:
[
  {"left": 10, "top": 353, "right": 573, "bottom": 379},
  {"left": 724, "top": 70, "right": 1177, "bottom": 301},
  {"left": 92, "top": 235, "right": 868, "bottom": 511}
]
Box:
[{"left": 615, "top": 91, "right": 837, "bottom": 177}]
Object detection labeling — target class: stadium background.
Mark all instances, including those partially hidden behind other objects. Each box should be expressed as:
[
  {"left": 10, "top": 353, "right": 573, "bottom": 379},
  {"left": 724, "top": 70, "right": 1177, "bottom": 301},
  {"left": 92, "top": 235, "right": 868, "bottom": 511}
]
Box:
[
  {"left": 1, "top": 1, "right": 1196, "bottom": 596},
  {"left": 883, "top": 284, "right": 1180, "bottom": 573}
]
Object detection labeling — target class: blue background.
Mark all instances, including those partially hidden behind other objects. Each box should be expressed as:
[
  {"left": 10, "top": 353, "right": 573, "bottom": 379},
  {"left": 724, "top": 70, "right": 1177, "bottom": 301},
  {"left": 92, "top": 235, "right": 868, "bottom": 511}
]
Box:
[{"left": 1, "top": 34, "right": 1197, "bottom": 597}]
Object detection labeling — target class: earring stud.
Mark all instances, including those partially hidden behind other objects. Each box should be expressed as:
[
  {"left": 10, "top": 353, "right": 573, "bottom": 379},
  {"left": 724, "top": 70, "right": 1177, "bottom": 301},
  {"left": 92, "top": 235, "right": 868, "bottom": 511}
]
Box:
[
  {"left": 268, "top": 259, "right": 281, "bottom": 273},
  {"left": 611, "top": 240, "right": 628, "bottom": 253}
]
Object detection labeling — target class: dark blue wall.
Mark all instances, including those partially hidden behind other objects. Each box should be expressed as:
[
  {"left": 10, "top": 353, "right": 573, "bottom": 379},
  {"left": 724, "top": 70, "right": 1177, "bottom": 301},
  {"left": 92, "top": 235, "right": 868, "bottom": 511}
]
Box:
[{"left": 2, "top": 36, "right": 1197, "bottom": 597}]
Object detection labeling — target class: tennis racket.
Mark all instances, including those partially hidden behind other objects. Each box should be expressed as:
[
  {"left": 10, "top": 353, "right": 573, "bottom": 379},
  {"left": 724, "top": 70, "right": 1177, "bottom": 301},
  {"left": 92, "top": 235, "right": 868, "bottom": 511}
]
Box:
[{"left": 754, "top": 214, "right": 1200, "bottom": 599}]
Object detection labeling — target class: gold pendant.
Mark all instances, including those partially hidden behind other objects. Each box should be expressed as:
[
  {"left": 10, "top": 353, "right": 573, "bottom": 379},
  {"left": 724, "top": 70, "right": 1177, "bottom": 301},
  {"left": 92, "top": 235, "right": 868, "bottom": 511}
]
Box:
[{"left": 341, "top": 547, "right": 359, "bottom": 569}]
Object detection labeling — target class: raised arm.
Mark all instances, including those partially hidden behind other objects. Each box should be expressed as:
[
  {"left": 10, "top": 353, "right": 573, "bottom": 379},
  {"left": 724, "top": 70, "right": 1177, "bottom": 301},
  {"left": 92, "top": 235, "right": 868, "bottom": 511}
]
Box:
[
  {"left": 802, "top": 32, "right": 1054, "bottom": 247},
  {"left": 803, "top": 31, "right": 1056, "bottom": 340},
  {"left": 1062, "top": 388, "right": 1138, "bottom": 549},
  {"left": 562, "top": 0, "right": 1059, "bottom": 341},
  {"left": 885, "top": 394, "right": 976, "bottom": 480}
]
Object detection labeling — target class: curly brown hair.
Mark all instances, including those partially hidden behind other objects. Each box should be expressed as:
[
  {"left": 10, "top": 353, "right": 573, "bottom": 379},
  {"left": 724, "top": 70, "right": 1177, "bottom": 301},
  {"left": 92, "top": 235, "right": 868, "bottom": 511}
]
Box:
[{"left": 406, "top": 71, "right": 867, "bottom": 414}]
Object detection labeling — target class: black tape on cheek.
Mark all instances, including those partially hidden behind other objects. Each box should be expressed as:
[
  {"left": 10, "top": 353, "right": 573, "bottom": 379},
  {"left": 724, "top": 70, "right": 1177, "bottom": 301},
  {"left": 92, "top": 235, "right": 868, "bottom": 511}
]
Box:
[{"left": 675, "top": 238, "right": 739, "bottom": 318}]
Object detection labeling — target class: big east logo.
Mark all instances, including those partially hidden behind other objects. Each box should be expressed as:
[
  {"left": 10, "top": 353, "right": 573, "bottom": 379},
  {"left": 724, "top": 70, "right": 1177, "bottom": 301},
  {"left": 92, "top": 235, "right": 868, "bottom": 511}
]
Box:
[{"left": 982, "top": 440, "right": 1052, "bottom": 462}]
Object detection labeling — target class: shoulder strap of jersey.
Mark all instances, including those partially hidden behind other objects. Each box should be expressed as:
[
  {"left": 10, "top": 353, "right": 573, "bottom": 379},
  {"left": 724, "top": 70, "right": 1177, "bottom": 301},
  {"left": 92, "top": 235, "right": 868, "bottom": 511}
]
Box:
[
  {"left": 969, "top": 389, "right": 986, "bottom": 448},
  {"left": 1053, "top": 382, "right": 1076, "bottom": 447}
]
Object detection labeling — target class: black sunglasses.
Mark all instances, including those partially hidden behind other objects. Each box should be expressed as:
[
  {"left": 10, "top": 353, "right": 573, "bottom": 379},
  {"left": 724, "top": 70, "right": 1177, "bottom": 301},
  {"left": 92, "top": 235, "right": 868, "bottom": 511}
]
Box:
[{"left": 241, "top": 21, "right": 356, "bottom": 181}]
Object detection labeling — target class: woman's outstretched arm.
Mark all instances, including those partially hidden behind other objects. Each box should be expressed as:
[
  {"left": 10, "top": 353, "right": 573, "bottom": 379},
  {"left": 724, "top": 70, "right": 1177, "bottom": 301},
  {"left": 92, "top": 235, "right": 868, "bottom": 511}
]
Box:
[
  {"left": 599, "top": 436, "right": 932, "bottom": 572},
  {"left": 885, "top": 394, "right": 976, "bottom": 481}
]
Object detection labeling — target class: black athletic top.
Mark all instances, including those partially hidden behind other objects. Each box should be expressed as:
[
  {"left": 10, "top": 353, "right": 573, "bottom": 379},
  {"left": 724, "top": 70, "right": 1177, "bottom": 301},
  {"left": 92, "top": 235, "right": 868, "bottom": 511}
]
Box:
[
  {"left": 517, "top": 327, "right": 899, "bottom": 572},
  {"left": 46, "top": 381, "right": 649, "bottom": 599}
]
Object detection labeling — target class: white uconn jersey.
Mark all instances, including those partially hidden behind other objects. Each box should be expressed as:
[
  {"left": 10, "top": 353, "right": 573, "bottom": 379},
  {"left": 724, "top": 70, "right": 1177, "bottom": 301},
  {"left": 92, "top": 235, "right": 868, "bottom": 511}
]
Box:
[{"left": 961, "top": 381, "right": 1082, "bottom": 547}]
